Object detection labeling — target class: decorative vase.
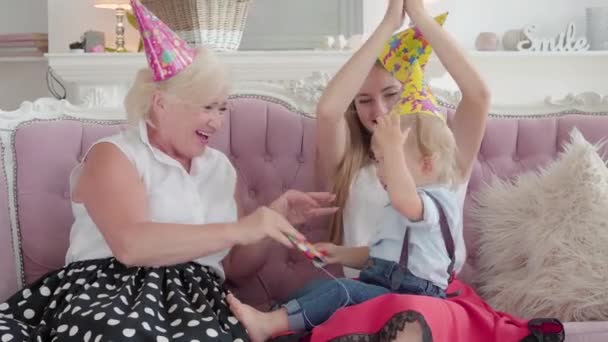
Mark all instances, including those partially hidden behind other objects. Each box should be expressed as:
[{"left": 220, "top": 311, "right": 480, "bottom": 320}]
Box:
[
  {"left": 502, "top": 29, "right": 526, "bottom": 51},
  {"left": 586, "top": 7, "right": 608, "bottom": 50},
  {"left": 475, "top": 32, "right": 499, "bottom": 51}
]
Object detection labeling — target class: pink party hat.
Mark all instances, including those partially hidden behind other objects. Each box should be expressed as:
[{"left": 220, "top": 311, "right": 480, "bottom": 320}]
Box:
[{"left": 130, "top": 0, "right": 196, "bottom": 81}]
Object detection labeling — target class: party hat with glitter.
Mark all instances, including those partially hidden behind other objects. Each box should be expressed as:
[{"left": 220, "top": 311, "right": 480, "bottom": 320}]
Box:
[{"left": 130, "top": 0, "right": 196, "bottom": 81}]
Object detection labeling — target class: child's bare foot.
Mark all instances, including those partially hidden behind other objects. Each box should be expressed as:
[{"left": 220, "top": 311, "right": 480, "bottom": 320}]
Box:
[{"left": 227, "top": 293, "right": 289, "bottom": 342}]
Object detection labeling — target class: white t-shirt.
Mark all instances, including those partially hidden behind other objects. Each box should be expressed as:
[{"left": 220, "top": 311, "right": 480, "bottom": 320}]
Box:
[
  {"left": 342, "top": 164, "right": 468, "bottom": 279},
  {"left": 65, "top": 121, "right": 237, "bottom": 280}
]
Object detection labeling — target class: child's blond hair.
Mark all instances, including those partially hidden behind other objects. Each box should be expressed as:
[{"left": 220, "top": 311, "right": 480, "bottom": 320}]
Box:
[{"left": 398, "top": 113, "right": 462, "bottom": 188}]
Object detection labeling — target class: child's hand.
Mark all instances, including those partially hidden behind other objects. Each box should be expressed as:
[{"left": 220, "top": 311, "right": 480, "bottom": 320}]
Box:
[
  {"left": 314, "top": 242, "right": 343, "bottom": 265},
  {"left": 373, "top": 114, "right": 410, "bottom": 153}
]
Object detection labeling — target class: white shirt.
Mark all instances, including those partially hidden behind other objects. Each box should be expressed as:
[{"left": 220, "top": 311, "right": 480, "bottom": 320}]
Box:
[
  {"left": 65, "top": 121, "right": 237, "bottom": 280},
  {"left": 342, "top": 164, "right": 468, "bottom": 279},
  {"left": 368, "top": 186, "right": 463, "bottom": 289}
]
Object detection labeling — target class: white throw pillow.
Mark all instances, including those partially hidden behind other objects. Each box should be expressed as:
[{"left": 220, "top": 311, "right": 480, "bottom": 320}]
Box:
[{"left": 471, "top": 128, "right": 608, "bottom": 322}]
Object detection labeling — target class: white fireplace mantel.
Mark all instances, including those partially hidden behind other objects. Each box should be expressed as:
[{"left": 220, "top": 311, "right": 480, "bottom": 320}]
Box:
[
  {"left": 46, "top": 51, "right": 354, "bottom": 115},
  {"left": 35, "top": 50, "right": 608, "bottom": 118}
]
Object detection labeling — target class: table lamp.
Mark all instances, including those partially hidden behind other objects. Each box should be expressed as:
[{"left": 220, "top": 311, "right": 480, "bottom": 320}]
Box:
[{"left": 94, "top": 0, "right": 132, "bottom": 52}]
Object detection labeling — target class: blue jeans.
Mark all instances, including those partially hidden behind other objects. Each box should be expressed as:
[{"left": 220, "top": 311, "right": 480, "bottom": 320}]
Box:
[
  {"left": 283, "top": 258, "right": 445, "bottom": 331},
  {"left": 359, "top": 258, "right": 446, "bottom": 298}
]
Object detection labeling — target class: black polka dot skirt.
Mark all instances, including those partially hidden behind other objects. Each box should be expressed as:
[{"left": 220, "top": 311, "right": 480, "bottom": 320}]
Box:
[{"left": 0, "top": 258, "right": 249, "bottom": 342}]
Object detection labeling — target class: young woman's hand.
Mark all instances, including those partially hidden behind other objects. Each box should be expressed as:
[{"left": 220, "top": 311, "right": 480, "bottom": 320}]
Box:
[{"left": 382, "top": 0, "right": 408, "bottom": 32}]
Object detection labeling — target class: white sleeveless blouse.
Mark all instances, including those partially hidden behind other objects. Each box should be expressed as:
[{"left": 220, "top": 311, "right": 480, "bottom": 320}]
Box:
[{"left": 65, "top": 121, "right": 237, "bottom": 279}]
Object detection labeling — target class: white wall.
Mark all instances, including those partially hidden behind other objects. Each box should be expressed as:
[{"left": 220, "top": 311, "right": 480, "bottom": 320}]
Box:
[
  {"left": 44, "top": 0, "right": 608, "bottom": 52},
  {"left": 48, "top": 0, "right": 140, "bottom": 53},
  {"left": 48, "top": 0, "right": 356, "bottom": 52},
  {"left": 0, "top": 0, "right": 48, "bottom": 34},
  {"left": 1, "top": 0, "right": 605, "bottom": 111},
  {"left": 0, "top": 0, "right": 49, "bottom": 111},
  {"left": 362, "top": 0, "right": 605, "bottom": 50},
  {"left": 0, "top": 61, "right": 50, "bottom": 111},
  {"left": 233, "top": 0, "right": 365, "bottom": 50},
  {"left": 241, "top": 0, "right": 342, "bottom": 50},
  {"left": 446, "top": 0, "right": 597, "bottom": 49}
]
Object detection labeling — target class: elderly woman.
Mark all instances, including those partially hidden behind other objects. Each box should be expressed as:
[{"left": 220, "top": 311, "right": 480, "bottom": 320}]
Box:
[{"left": 0, "top": 2, "right": 336, "bottom": 341}]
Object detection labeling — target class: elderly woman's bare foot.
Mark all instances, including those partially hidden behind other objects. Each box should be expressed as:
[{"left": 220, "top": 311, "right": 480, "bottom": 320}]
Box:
[{"left": 227, "top": 293, "right": 289, "bottom": 342}]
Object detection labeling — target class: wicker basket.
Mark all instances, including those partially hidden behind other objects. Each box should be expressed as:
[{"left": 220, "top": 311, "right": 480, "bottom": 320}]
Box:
[{"left": 141, "top": 0, "right": 251, "bottom": 51}]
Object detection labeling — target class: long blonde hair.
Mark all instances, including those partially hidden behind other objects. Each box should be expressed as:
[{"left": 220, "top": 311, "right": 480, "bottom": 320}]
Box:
[{"left": 328, "top": 103, "right": 372, "bottom": 244}]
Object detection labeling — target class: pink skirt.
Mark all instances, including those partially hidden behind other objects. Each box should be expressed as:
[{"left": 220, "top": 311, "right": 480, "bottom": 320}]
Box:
[{"left": 309, "top": 278, "right": 564, "bottom": 342}]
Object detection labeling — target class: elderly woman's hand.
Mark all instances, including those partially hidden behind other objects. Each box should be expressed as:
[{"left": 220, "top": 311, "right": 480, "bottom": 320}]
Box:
[
  {"left": 269, "top": 190, "right": 338, "bottom": 226},
  {"left": 235, "top": 206, "right": 306, "bottom": 248}
]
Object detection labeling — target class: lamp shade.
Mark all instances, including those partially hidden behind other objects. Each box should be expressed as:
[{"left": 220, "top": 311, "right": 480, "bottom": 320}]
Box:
[{"left": 94, "top": 0, "right": 131, "bottom": 10}]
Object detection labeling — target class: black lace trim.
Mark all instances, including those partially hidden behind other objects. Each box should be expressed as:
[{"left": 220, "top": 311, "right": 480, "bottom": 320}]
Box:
[
  {"left": 268, "top": 314, "right": 564, "bottom": 342},
  {"left": 520, "top": 318, "right": 565, "bottom": 342},
  {"left": 329, "top": 310, "right": 432, "bottom": 342}
]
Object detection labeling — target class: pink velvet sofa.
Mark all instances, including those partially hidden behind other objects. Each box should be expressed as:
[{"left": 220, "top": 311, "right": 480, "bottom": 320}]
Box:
[{"left": 0, "top": 96, "right": 606, "bottom": 341}]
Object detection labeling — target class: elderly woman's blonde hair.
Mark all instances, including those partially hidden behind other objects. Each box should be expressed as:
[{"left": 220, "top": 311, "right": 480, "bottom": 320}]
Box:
[{"left": 124, "top": 47, "right": 230, "bottom": 124}]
